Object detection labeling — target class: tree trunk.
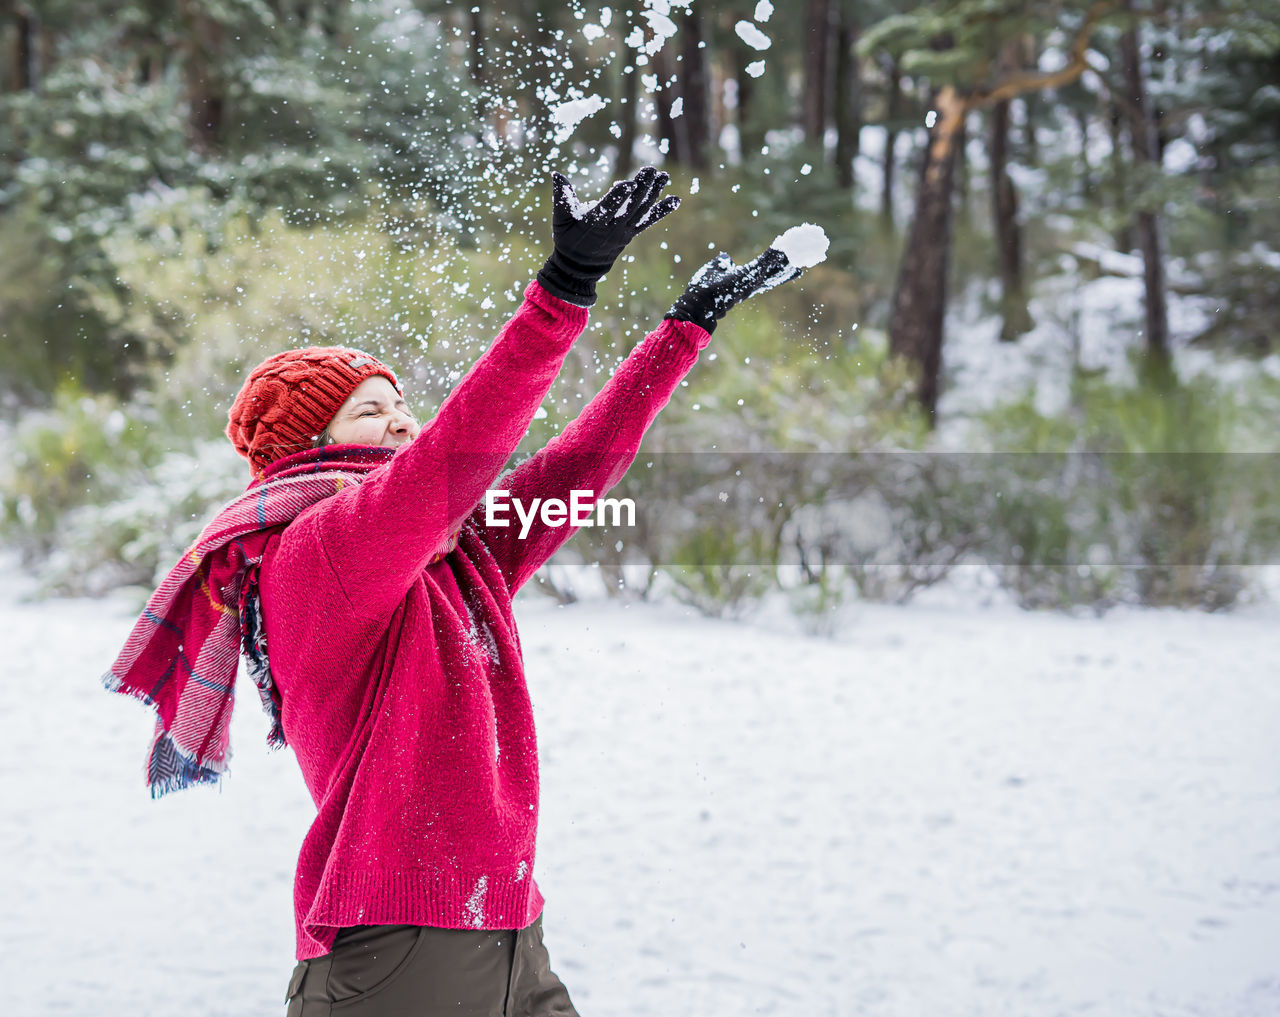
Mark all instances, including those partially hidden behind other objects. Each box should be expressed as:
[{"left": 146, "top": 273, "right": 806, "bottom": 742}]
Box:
[
  {"left": 1148, "top": 0, "right": 1171, "bottom": 161},
  {"left": 39, "top": 19, "right": 54, "bottom": 87},
  {"left": 679, "top": 10, "right": 710, "bottom": 169},
  {"left": 1119, "top": 8, "right": 1171, "bottom": 373},
  {"left": 135, "top": 20, "right": 167, "bottom": 86},
  {"left": 735, "top": 44, "right": 764, "bottom": 163},
  {"left": 833, "top": 8, "right": 861, "bottom": 189},
  {"left": 880, "top": 54, "right": 901, "bottom": 226},
  {"left": 617, "top": 48, "right": 638, "bottom": 177},
  {"left": 316, "top": 0, "right": 342, "bottom": 40},
  {"left": 652, "top": 47, "right": 678, "bottom": 162},
  {"left": 468, "top": 5, "right": 486, "bottom": 90},
  {"left": 9, "top": 5, "right": 35, "bottom": 92},
  {"left": 990, "top": 97, "right": 1033, "bottom": 341},
  {"left": 888, "top": 86, "right": 967, "bottom": 420},
  {"left": 270, "top": 1, "right": 319, "bottom": 29},
  {"left": 526, "top": 13, "right": 560, "bottom": 157},
  {"left": 1018, "top": 94, "right": 1039, "bottom": 166},
  {"left": 1075, "top": 106, "right": 1093, "bottom": 198},
  {"left": 467, "top": 3, "right": 492, "bottom": 122},
  {"left": 179, "top": 0, "right": 225, "bottom": 153},
  {"left": 1108, "top": 100, "right": 1132, "bottom": 252},
  {"left": 803, "top": 0, "right": 832, "bottom": 148}
]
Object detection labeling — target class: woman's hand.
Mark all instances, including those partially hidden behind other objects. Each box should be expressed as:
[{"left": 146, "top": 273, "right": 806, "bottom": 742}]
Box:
[
  {"left": 664, "top": 246, "right": 803, "bottom": 335},
  {"left": 536, "top": 166, "right": 681, "bottom": 308}
]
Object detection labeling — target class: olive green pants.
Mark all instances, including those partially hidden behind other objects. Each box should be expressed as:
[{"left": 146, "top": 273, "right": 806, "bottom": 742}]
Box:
[{"left": 284, "top": 913, "right": 580, "bottom": 1017}]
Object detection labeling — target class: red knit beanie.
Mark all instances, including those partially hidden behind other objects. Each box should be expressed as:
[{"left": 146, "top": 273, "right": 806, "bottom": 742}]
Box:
[{"left": 226, "top": 346, "right": 404, "bottom": 473}]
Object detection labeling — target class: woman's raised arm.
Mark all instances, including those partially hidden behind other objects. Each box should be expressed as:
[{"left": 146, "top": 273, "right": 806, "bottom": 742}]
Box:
[
  {"left": 475, "top": 241, "right": 812, "bottom": 594},
  {"left": 290, "top": 169, "right": 682, "bottom": 620}
]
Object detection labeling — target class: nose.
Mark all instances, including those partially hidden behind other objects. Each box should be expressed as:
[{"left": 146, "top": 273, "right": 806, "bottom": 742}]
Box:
[{"left": 390, "top": 410, "right": 418, "bottom": 440}]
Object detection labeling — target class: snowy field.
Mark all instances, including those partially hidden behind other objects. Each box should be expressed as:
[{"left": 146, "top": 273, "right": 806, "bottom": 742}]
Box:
[{"left": 2, "top": 556, "right": 1279, "bottom": 1017}]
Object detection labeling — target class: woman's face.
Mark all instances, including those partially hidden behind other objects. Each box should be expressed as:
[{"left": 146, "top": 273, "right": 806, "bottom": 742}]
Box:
[{"left": 324, "top": 375, "right": 420, "bottom": 448}]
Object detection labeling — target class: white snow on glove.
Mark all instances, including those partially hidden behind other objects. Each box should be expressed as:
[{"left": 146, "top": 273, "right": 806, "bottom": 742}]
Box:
[{"left": 666, "top": 246, "right": 803, "bottom": 334}]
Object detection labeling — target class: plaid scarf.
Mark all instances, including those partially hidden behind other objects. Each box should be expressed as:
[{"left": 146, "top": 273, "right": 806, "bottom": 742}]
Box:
[{"left": 103, "top": 444, "right": 398, "bottom": 798}]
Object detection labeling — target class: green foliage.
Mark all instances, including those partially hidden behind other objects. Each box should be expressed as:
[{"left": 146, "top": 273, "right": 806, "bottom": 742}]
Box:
[
  {"left": 0, "top": 60, "right": 189, "bottom": 224},
  {"left": 0, "top": 0, "right": 469, "bottom": 402},
  {"left": 0, "top": 374, "right": 247, "bottom": 597},
  {"left": 0, "top": 200, "right": 127, "bottom": 396},
  {"left": 0, "top": 202, "right": 481, "bottom": 594},
  {"left": 973, "top": 369, "right": 1280, "bottom": 610},
  {"left": 856, "top": 1, "right": 1114, "bottom": 92},
  {"left": 551, "top": 322, "right": 928, "bottom": 616},
  {"left": 661, "top": 523, "right": 778, "bottom": 620},
  {"left": 3, "top": 0, "right": 1280, "bottom": 624},
  {"left": 0, "top": 55, "right": 196, "bottom": 394},
  {"left": 1, "top": 387, "right": 146, "bottom": 562},
  {"left": 784, "top": 560, "right": 852, "bottom": 638}
]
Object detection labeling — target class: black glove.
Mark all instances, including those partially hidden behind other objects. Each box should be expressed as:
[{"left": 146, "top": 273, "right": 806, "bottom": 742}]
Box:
[
  {"left": 665, "top": 247, "right": 803, "bottom": 334},
  {"left": 537, "top": 166, "right": 681, "bottom": 308}
]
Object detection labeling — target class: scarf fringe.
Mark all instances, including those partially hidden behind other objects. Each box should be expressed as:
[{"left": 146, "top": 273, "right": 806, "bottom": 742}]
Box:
[
  {"left": 104, "top": 445, "right": 393, "bottom": 797},
  {"left": 240, "top": 566, "right": 287, "bottom": 751},
  {"left": 147, "top": 732, "right": 227, "bottom": 800},
  {"left": 103, "top": 670, "right": 228, "bottom": 798},
  {"left": 104, "top": 585, "right": 287, "bottom": 797},
  {"left": 101, "top": 667, "right": 149, "bottom": 703}
]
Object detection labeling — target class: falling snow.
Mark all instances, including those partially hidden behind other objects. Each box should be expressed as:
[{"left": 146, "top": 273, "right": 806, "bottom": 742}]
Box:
[
  {"left": 734, "top": 21, "right": 772, "bottom": 51},
  {"left": 548, "top": 94, "right": 609, "bottom": 144},
  {"left": 622, "top": 0, "right": 690, "bottom": 58}
]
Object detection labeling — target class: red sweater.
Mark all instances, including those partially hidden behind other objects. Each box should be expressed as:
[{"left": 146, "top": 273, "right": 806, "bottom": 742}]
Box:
[{"left": 259, "top": 281, "right": 712, "bottom": 959}]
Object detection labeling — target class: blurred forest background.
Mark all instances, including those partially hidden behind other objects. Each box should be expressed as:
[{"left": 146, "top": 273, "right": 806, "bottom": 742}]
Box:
[{"left": 1, "top": 0, "right": 1277, "bottom": 619}]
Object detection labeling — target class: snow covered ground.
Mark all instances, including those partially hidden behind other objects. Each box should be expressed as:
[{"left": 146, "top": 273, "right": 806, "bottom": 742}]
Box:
[{"left": 2, "top": 555, "right": 1278, "bottom": 1017}]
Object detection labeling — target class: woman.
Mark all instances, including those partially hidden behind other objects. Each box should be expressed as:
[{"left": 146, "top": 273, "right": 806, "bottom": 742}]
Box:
[{"left": 104, "top": 167, "right": 805, "bottom": 1015}]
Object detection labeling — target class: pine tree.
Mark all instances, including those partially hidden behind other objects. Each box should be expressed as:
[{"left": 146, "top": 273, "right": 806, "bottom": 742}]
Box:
[{"left": 861, "top": 1, "right": 1115, "bottom": 418}]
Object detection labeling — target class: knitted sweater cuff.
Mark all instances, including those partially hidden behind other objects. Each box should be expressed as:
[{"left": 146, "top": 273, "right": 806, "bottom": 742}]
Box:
[{"left": 536, "top": 254, "right": 598, "bottom": 308}]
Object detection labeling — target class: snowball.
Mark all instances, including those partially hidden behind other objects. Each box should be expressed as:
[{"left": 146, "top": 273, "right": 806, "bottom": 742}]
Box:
[
  {"left": 745, "top": 60, "right": 766, "bottom": 78},
  {"left": 771, "top": 223, "right": 829, "bottom": 269},
  {"left": 671, "top": 97, "right": 684, "bottom": 118},
  {"left": 735, "top": 21, "right": 772, "bottom": 51},
  {"left": 582, "top": 24, "right": 605, "bottom": 42},
  {"left": 549, "top": 94, "right": 608, "bottom": 143},
  {"left": 754, "top": 0, "right": 774, "bottom": 21}
]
